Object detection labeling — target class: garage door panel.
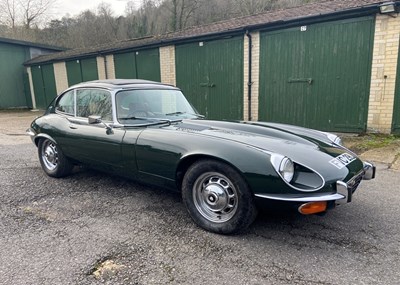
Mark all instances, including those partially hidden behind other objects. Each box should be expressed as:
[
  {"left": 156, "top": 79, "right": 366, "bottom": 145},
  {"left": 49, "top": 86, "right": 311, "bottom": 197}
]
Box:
[
  {"left": 66, "top": 60, "right": 82, "bottom": 86},
  {"left": 31, "top": 66, "right": 46, "bottom": 109},
  {"left": 136, "top": 49, "right": 161, "bottom": 81},
  {"left": 114, "top": 52, "right": 137, "bottom": 79},
  {"left": 392, "top": 40, "right": 400, "bottom": 134},
  {"left": 176, "top": 37, "right": 243, "bottom": 120},
  {"left": 176, "top": 42, "right": 209, "bottom": 117},
  {"left": 41, "top": 64, "right": 57, "bottom": 105},
  {"left": 81, "top": 58, "right": 98, "bottom": 82},
  {"left": 259, "top": 17, "right": 374, "bottom": 132}
]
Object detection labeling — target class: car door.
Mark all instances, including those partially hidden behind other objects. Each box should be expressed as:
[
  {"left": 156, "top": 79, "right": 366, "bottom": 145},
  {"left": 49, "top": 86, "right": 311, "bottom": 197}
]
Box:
[{"left": 64, "top": 88, "right": 126, "bottom": 171}]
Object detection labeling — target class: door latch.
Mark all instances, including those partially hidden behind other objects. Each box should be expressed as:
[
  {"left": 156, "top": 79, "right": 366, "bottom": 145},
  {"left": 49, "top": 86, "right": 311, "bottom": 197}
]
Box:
[{"left": 288, "top": 78, "right": 313, "bottom": 85}]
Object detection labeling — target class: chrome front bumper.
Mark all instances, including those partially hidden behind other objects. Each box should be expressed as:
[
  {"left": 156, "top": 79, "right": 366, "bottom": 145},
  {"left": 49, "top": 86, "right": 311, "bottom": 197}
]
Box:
[
  {"left": 26, "top": 128, "right": 36, "bottom": 143},
  {"left": 255, "top": 162, "right": 376, "bottom": 205}
]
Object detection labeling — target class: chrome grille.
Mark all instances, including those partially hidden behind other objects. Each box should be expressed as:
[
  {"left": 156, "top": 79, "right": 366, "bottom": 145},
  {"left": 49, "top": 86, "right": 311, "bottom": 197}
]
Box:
[{"left": 347, "top": 171, "right": 364, "bottom": 194}]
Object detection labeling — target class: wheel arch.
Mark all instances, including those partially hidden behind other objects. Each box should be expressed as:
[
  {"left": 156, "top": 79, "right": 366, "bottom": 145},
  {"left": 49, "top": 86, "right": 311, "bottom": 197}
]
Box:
[
  {"left": 175, "top": 153, "right": 251, "bottom": 192},
  {"left": 34, "top": 133, "right": 57, "bottom": 146}
]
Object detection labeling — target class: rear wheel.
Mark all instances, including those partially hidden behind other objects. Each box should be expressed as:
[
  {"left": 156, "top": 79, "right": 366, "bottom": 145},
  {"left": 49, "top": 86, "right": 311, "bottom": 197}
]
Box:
[
  {"left": 182, "top": 159, "right": 257, "bottom": 234},
  {"left": 38, "top": 139, "right": 73, "bottom": 178}
]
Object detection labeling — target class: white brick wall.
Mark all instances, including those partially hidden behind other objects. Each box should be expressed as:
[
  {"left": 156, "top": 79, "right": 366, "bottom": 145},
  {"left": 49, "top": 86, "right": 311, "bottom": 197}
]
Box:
[
  {"left": 159, "top": 46, "right": 176, "bottom": 85},
  {"left": 367, "top": 14, "right": 400, "bottom": 133},
  {"left": 106, "top": 55, "right": 116, "bottom": 79},
  {"left": 97, "top": 56, "right": 107, "bottom": 80},
  {"left": 53, "top": 62, "right": 68, "bottom": 93},
  {"left": 243, "top": 32, "right": 260, "bottom": 121}
]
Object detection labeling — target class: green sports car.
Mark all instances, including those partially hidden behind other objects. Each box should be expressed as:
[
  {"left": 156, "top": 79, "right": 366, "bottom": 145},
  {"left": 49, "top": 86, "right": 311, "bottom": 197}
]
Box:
[{"left": 27, "top": 79, "right": 375, "bottom": 234}]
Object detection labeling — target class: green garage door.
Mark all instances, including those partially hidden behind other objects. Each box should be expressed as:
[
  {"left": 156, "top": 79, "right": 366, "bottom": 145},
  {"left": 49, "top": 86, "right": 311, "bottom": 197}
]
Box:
[
  {"left": 31, "top": 64, "right": 57, "bottom": 109},
  {"left": 259, "top": 17, "right": 375, "bottom": 132},
  {"left": 114, "top": 52, "right": 137, "bottom": 79},
  {"left": 114, "top": 48, "right": 160, "bottom": 81},
  {"left": 392, "top": 40, "right": 400, "bottom": 134},
  {"left": 0, "top": 43, "right": 28, "bottom": 108},
  {"left": 176, "top": 37, "right": 244, "bottom": 120},
  {"left": 66, "top": 57, "right": 98, "bottom": 86}
]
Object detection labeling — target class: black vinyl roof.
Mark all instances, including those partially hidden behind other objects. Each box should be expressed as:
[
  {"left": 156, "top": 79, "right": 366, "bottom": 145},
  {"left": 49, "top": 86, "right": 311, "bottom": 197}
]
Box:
[
  {"left": 24, "top": 0, "right": 398, "bottom": 66},
  {"left": 67, "top": 79, "right": 178, "bottom": 90}
]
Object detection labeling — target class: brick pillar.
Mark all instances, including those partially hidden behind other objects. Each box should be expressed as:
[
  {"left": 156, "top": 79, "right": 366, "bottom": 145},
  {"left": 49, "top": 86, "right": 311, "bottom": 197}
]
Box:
[
  {"left": 53, "top": 62, "right": 68, "bottom": 93},
  {"left": 367, "top": 14, "right": 400, "bottom": 133},
  {"left": 106, "top": 55, "right": 116, "bottom": 79},
  {"left": 160, "top": 46, "right": 176, "bottom": 85},
  {"left": 244, "top": 32, "right": 260, "bottom": 121},
  {"left": 97, "top": 56, "right": 106, "bottom": 80}
]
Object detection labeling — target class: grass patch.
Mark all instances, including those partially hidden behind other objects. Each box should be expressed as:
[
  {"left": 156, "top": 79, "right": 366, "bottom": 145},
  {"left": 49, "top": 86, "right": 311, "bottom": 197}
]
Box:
[{"left": 343, "top": 134, "right": 400, "bottom": 154}]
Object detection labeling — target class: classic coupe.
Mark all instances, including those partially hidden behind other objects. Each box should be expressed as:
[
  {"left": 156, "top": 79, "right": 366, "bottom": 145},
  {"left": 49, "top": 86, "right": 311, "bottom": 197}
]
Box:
[{"left": 27, "top": 79, "right": 375, "bottom": 234}]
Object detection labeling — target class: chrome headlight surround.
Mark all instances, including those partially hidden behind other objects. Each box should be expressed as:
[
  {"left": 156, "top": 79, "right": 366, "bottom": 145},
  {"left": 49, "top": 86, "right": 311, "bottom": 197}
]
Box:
[
  {"left": 270, "top": 153, "right": 325, "bottom": 192},
  {"left": 270, "top": 154, "right": 294, "bottom": 183},
  {"left": 279, "top": 157, "right": 294, "bottom": 182},
  {"left": 326, "top": 133, "right": 342, "bottom": 146}
]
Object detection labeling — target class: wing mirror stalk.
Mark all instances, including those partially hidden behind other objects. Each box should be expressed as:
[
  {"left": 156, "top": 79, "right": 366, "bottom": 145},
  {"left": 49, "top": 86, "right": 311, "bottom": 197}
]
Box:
[{"left": 88, "top": 115, "right": 114, "bottom": 135}]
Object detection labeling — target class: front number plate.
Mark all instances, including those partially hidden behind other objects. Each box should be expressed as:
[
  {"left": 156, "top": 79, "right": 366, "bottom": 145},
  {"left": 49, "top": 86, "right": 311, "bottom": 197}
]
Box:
[{"left": 329, "top": 153, "right": 356, "bottom": 169}]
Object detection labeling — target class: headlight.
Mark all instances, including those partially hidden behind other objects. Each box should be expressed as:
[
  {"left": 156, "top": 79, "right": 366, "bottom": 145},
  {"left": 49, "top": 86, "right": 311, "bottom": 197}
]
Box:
[
  {"left": 270, "top": 154, "right": 295, "bottom": 183},
  {"left": 279, "top": 157, "right": 294, "bottom": 182}
]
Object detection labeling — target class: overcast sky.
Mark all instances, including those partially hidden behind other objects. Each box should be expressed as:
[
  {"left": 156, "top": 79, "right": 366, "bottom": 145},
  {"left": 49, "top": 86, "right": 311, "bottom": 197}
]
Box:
[{"left": 52, "top": 0, "right": 141, "bottom": 19}]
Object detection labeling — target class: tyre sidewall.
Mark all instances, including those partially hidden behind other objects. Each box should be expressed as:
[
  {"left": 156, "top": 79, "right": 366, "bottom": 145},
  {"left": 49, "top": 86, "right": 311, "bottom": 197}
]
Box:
[
  {"left": 38, "top": 139, "right": 72, "bottom": 178},
  {"left": 182, "top": 159, "right": 257, "bottom": 234}
]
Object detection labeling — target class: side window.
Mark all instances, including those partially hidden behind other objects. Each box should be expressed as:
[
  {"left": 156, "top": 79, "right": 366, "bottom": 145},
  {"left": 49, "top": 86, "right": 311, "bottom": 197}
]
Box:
[
  {"left": 76, "top": 89, "right": 113, "bottom": 121},
  {"left": 55, "top": 90, "right": 75, "bottom": 115}
]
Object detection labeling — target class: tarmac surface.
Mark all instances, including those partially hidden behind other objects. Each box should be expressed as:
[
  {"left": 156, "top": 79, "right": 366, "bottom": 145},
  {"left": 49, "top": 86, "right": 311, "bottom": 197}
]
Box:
[{"left": 0, "top": 110, "right": 399, "bottom": 285}]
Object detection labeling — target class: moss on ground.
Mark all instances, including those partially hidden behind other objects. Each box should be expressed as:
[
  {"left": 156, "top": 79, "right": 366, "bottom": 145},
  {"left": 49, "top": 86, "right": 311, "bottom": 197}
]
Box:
[{"left": 342, "top": 134, "right": 400, "bottom": 154}]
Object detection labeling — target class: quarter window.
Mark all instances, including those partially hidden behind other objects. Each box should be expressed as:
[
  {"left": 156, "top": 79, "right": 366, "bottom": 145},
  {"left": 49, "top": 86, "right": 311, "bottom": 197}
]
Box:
[
  {"left": 55, "top": 91, "right": 75, "bottom": 115},
  {"left": 76, "top": 89, "right": 112, "bottom": 121}
]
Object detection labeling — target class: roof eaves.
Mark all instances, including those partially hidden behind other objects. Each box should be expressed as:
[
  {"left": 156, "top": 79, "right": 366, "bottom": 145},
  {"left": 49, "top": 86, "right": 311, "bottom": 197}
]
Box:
[
  {"left": 24, "top": 0, "right": 391, "bottom": 66},
  {"left": 0, "top": 36, "right": 65, "bottom": 51}
]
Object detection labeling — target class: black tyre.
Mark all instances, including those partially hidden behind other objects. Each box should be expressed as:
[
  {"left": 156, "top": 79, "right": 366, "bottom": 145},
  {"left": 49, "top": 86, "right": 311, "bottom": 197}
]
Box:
[
  {"left": 38, "top": 138, "right": 73, "bottom": 178},
  {"left": 182, "top": 159, "right": 257, "bottom": 234}
]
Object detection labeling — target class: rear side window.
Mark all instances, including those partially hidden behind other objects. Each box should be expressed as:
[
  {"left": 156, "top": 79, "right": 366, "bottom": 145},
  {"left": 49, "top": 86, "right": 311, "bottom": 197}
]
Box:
[
  {"left": 76, "top": 89, "right": 112, "bottom": 121},
  {"left": 55, "top": 91, "right": 75, "bottom": 115}
]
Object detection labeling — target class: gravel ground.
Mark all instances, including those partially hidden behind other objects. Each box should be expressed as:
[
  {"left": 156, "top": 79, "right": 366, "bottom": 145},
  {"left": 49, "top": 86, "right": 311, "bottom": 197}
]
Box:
[{"left": 0, "top": 111, "right": 399, "bottom": 285}]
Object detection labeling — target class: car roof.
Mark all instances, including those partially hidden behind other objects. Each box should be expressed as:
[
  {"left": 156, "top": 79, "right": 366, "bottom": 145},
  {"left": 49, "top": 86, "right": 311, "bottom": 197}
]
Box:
[{"left": 69, "top": 79, "right": 179, "bottom": 91}]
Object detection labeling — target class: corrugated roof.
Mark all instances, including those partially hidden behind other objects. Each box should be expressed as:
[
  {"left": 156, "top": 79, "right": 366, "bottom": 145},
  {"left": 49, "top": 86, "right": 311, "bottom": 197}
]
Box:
[
  {"left": 0, "top": 36, "right": 65, "bottom": 51},
  {"left": 25, "top": 0, "right": 396, "bottom": 66}
]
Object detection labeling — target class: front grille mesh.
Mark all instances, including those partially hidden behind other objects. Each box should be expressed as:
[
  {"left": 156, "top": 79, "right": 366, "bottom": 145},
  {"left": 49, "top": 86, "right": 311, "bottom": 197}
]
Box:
[{"left": 347, "top": 171, "right": 364, "bottom": 193}]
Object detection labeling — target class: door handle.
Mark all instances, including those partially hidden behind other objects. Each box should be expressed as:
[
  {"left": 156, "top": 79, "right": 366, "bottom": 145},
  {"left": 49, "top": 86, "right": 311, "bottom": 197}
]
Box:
[
  {"left": 288, "top": 78, "right": 313, "bottom": 85},
  {"left": 200, "top": 82, "right": 216, "bottom": 87},
  {"left": 69, "top": 124, "right": 78, "bottom": 129}
]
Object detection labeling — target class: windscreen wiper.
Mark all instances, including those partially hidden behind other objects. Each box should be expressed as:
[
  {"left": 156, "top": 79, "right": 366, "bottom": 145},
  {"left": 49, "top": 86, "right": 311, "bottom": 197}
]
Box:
[
  {"left": 119, "top": 116, "right": 149, "bottom": 121},
  {"left": 165, "top": 112, "right": 205, "bottom": 118},
  {"left": 122, "top": 118, "right": 183, "bottom": 127}
]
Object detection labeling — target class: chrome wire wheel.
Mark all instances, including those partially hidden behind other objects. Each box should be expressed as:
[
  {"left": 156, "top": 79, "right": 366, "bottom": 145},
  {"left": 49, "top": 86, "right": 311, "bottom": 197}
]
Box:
[
  {"left": 41, "top": 140, "right": 59, "bottom": 171},
  {"left": 192, "top": 172, "right": 238, "bottom": 223}
]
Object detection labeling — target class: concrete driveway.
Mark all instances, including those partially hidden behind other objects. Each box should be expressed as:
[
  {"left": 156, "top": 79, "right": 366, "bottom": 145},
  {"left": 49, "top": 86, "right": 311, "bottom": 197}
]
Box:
[{"left": 0, "top": 110, "right": 399, "bottom": 285}]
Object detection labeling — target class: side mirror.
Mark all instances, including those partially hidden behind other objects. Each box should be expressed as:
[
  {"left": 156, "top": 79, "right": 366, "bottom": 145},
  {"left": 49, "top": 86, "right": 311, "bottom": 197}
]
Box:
[
  {"left": 88, "top": 115, "right": 114, "bottom": 135},
  {"left": 88, "top": 115, "right": 102, "bottom": 124}
]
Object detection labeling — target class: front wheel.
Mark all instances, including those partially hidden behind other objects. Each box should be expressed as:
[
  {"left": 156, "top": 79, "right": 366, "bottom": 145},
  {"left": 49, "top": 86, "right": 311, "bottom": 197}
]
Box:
[
  {"left": 38, "top": 139, "right": 73, "bottom": 178},
  {"left": 182, "top": 159, "right": 257, "bottom": 234}
]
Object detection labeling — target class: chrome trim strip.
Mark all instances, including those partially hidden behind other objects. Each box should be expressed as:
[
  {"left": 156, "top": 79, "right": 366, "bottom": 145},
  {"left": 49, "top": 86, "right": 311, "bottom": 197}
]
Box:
[{"left": 255, "top": 193, "right": 345, "bottom": 202}]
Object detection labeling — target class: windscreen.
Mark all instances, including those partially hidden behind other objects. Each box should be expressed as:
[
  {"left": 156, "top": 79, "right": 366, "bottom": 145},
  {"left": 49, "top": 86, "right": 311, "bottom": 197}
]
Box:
[{"left": 116, "top": 89, "right": 199, "bottom": 123}]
